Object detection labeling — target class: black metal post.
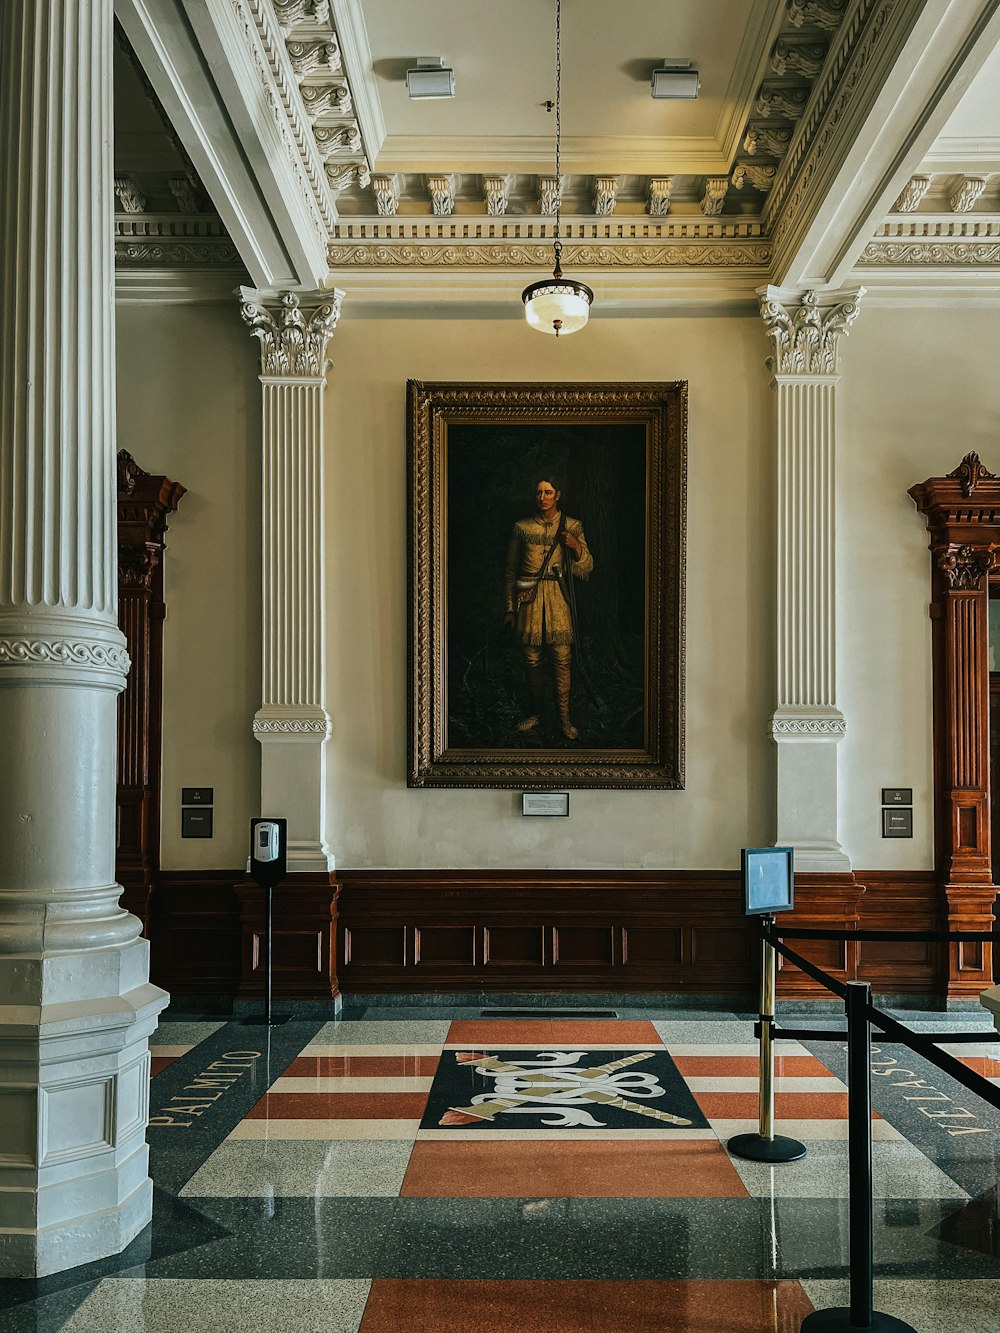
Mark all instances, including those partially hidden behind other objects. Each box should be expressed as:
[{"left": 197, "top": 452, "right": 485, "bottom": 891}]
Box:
[
  {"left": 264, "top": 883, "right": 273, "bottom": 1027},
  {"left": 800, "top": 981, "right": 915, "bottom": 1331},
  {"left": 729, "top": 917, "right": 805, "bottom": 1163}
]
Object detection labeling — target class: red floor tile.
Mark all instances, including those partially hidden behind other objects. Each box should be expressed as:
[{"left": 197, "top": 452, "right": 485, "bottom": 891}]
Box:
[
  {"left": 150, "top": 1056, "right": 177, "bottom": 1078},
  {"left": 672, "top": 1054, "right": 833, "bottom": 1078},
  {"left": 284, "top": 1055, "right": 439, "bottom": 1077},
  {"left": 693, "top": 1091, "right": 880, "bottom": 1120},
  {"left": 958, "top": 1055, "right": 1000, "bottom": 1078},
  {"left": 446, "top": 1020, "right": 662, "bottom": 1046},
  {"left": 244, "top": 1092, "right": 428, "bottom": 1119},
  {"left": 401, "top": 1140, "right": 747, "bottom": 1198},
  {"left": 359, "top": 1279, "right": 814, "bottom": 1332}
]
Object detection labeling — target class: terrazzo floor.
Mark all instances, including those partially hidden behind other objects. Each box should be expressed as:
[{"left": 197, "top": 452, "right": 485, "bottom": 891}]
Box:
[{"left": 2, "top": 999, "right": 999, "bottom": 1332}]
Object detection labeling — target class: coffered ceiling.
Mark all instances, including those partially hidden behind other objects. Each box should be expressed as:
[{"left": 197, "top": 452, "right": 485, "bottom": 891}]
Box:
[{"left": 114, "top": 0, "right": 1000, "bottom": 306}]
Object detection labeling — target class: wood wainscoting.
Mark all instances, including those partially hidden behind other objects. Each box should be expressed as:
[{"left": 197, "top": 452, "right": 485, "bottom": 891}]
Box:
[{"left": 144, "top": 868, "right": 978, "bottom": 1001}]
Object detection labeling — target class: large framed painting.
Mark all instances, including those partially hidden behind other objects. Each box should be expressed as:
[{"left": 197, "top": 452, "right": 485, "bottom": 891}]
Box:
[{"left": 406, "top": 381, "right": 686, "bottom": 789}]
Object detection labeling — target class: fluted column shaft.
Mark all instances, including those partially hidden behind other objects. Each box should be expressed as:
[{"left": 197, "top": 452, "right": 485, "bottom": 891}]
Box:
[
  {"left": 759, "top": 287, "right": 864, "bottom": 873},
  {"left": 241, "top": 289, "right": 344, "bottom": 873},
  {"left": 0, "top": 0, "right": 167, "bottom": 1277}
]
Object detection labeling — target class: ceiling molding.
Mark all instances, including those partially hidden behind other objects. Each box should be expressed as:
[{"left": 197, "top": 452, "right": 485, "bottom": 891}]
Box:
[
  {"left": 716, "top": 0, "right": 791, "bottom": 164},
  {"left": 922, "top": 136, "right": 1000, "bottom": 170},
  {"left": 766, "top": 0, "right": 1000, "bottom": 289},
  {"left": 373, "top": 134, "right": 732, "bottom": 176},
  {"left": 326, "top": 267, "right": 769, "bottom": 313},
  {"left": 115, "top": 270, "right": 248, "bottom": 303},
  {"left": 329, "top": 0, "right": 386, "bottom": 163}
]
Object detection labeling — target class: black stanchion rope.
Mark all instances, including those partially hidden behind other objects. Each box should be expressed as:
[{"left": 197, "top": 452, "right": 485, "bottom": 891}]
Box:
[{"left": 760, "top": 921, "right": 1000, "bottom": 1115}]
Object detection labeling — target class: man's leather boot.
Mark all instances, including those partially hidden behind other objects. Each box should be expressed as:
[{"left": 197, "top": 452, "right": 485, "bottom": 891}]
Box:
[
  {"left": 552, "top": 659, "right": 578, "bottom": 740},
  {"left": 517, "top": 662, "right": 546, "bottom": 731}
]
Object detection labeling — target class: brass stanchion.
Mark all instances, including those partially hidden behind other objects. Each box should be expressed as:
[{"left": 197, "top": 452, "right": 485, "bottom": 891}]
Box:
[{"left": 729, "top": 916, "right": 806, "bottom": 1163}]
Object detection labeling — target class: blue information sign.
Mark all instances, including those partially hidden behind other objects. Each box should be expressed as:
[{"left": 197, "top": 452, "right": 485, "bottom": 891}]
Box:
[{"left": 742, "top": 846, "right": 794, "bottom": 916}]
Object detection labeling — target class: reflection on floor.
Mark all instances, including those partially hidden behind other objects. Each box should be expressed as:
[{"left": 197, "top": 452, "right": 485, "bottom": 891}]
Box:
[{"left": 2, "top": 1001, "right": 1000, "bottom": 1332}]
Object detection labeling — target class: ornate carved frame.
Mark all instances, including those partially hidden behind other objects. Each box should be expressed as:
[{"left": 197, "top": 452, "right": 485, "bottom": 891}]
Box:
[
  {"left": 909, "top": 452, "right": 999, "bottom": 996},
  {"left": 116, "top": 450, "right": 186, "bottom": 929},
  {"left": 407, "top": 381, "right": 687, "bottom": 789}
]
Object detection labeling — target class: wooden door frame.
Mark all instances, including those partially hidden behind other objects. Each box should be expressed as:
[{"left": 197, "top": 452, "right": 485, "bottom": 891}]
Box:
[{"left": 910, "top": 451, "right": 998, "bottom": 997}]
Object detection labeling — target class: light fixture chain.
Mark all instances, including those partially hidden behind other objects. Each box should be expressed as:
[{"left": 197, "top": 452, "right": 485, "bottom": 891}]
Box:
[{"left": 554, "top": 0, "right": 561, "bottom": 245}]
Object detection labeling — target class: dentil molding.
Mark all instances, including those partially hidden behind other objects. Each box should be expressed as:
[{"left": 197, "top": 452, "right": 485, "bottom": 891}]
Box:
[
  {"left": 758, "top": 286, "right": 864, "bottom": 374},
  {"left": 240, "top": 288, "right": 345, "bottom": 376}
]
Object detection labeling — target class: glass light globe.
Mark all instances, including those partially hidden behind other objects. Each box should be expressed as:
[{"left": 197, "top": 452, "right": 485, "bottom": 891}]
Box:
[{"left": 522, "top": 277, "right": 593, "bottom": 336}]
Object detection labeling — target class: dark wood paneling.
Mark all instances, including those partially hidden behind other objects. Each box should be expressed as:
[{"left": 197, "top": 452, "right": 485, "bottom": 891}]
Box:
[
  {"left": 152, "top": 870, "right": 243, "bottom": 995},
  {"left": 143, "top": 868, "right": 969, "bottom": 1001},
  {"left": 336, "top": 870, "right": 754, "bottom": 994},
  {"left": 236, "top": 876, "right": 340, "bottom": 1001}
]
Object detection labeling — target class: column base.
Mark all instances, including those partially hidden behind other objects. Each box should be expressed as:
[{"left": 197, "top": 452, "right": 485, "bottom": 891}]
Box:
[
  {"left": 0, "top": 1170, "right": 153, "bottom": 1279},
  {"left": 0, "top": 939, "right": 168, "bottom": 1278}
]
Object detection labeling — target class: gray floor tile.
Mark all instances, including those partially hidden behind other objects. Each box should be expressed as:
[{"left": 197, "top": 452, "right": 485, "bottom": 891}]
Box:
[
  {"left": 801, "top": 1279, "right": 1000, "bottom": 1333},
  {"left": 180, "top": 1140, "right": 414, "bottom": 1198},
  {"left": 652, "top": 1019, "right": 758, "bottom": 1046},
  {"left": 59, "top": 1278, "right": 371, "bottom": 1333},
  {"left": 311, "top": 1020, "right": 451, "bottom": 1045},
  {"left": 728, "top": 1139, "right": 969, "bottom": 1200},
  {"left": 151, "top": 1021, "right": 227, "bottom": 1046}
]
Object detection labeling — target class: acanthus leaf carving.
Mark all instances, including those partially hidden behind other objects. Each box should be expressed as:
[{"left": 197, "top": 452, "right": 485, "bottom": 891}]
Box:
[
  {"left": 937, "top": 543, "right": 994, "bottom": 591},
  {"left": 759, "top": 287, "right": 864, "bottom": 375},
  {"left": 947, "top": 452, "right": 999, "bottom": 499},
  {"left": 744, "top": 125, "right": 792, "bottom": 156},
  {"left": 700, "top": 178, "right": 729, "bottom": 216},
  {"left": 326, "top": 161, "right": 371, "bottom": 193},
  {"left": 483, "top": 174, "right": 513, "bottom": 216},
  {"left": 732, "top": 162, "right": 776, "bottom": 193},
  {"left": 646, "top": 177, "right": 674, "bottom": 216},
  {"left": 538, "top": 176, "right": 562, "bottom": 215},
  {"left": 372, "top": 174, "right": 401, "bottom": 216},
  {"left": 787, "top": 0, "right": 849, "bottom": 30},
  {"left": 593, "top": 176, "right": 619, "bottom": 217},
  {"left": 313, "top": 123, "right": 362, "bottom": 159},
  {"left": 114, "top": 174, "right": 146, "bottom": 214},
  {"left": 949, "top": 176, "right": 988, "bottom": 213},
  {"left": 770, "top": 38, "right": 828, "bottom": 78},
  {"left": 755, "top": 84, "right": 809, "bottom": 120},
  {"left": 240, "top": 289, "right": 344, "bottom": 377},
  {"left": 892, "top": 175, "right": 932, "bottom": 212}
]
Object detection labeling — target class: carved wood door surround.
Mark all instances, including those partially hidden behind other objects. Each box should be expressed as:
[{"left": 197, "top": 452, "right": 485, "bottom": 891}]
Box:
[
  {"left": 116, "top": 450, "right": 186, "bottom": 933},
  {"left": 910, "top": 452, "right": 998, "bottom": 996}
]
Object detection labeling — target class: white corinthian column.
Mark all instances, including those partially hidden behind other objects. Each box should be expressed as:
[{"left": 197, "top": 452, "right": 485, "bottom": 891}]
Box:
[
  {"left": 0, "top": 0, "right": 167, "bottom": 1276},
  {"left": 240, "top": 289, "right": 345, "bottom": 871},
  {"left": 758, "top": 287, "right": 865, "bottom": 873}
]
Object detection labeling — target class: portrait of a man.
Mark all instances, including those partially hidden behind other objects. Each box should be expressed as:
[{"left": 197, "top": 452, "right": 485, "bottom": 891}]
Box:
[
  {"left": 407, "top": 381, "right": 686, "bottom": 789},
  {"left": 503, "top": 475, "right": 593, "bottom": 741}
]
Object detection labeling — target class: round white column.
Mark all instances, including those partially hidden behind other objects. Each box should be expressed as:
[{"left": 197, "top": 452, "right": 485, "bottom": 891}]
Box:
[
  {"left": 0, "top": 0, "right": 167, "bottom": 1276},
  {"left": 241, "top": 289, "right": 344, "bottom": 872},
  {"left": 759, "top": 287, "right": 865, "bottom": 873}
]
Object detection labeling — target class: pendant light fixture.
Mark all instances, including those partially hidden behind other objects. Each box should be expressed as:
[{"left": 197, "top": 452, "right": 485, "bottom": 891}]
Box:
[{"left": 521, "top": 0, "right": 593, "bottom": 336}]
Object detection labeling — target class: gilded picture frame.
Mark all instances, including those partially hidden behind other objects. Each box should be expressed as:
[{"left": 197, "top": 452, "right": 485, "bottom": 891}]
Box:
[{"left": 406, "top": 381, "right": 687, "bottom": 789}]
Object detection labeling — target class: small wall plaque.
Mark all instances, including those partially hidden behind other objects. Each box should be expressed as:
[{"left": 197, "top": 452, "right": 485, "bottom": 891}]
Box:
[
  {"left": 881, "top": 788, "right": 912, "bottom": 806},
  {"left": 182, "top": 787, "right": 214, "bottom": 805},
  {"left": 882, "top": 808, "right": 913, "bottom": 838},
  {"left": 521, "top": 791, "right": 569, "bottom": 817},
  {"left": 182, "top": 808, "right": 214, "bottom": 838}
]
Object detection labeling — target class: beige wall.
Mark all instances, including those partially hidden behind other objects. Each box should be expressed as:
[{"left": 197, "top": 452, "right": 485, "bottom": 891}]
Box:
[
  {"left": 116, "top": 300, "right": 261, "bottom": 869},
  {"left": 838, "top": 305, "right": 1000, "bottom": 870},
  {"left": 118, "top": 296, "right": 1000, "bottom": 875},
  {"left": 325, "top": 312, "right": 775, "bottom": 869}
]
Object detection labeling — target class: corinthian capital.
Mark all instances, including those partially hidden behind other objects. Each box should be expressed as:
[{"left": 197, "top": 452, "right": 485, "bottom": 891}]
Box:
[
  {"left": 240, "top": 289, "right": 345, "bottom": 378},
  {"left": 758, "top": 286, "right": 865, "bottom": 375}
]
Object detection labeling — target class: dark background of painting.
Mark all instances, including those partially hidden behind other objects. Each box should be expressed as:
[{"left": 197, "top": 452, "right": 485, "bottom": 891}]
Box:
[{"left": 446, "top": 422, "right": 648, "bottom": 749}]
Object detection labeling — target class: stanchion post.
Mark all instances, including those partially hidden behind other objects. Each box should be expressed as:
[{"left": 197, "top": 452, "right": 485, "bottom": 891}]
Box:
[
  {"left": 800, "top": 980, "right": 916, "bottom": 1332},
  {"left": 729, "top": 916, "right": 805, "bottom": 1163},
  {"left": 264, "top": 883, "right": 273, "bottom": 1027}
]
